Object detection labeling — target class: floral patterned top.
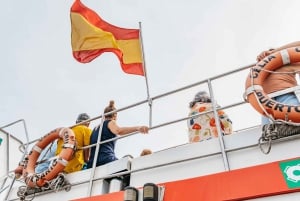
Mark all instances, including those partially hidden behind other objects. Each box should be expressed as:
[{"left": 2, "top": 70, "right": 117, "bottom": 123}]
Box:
[{"left": 187, "top": 102, "right": 233, "bottom": 143}]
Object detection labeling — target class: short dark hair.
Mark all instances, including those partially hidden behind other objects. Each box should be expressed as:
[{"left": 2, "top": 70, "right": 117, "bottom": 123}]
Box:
[
  {"left": 76, "top": 113, "right": 90, "bottom": 123},
  {"left": 189, "top": 91, "right": 211, "bottom": 108}
]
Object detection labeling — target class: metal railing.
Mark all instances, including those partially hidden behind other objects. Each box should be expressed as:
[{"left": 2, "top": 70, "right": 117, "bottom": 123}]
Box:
[
  {"left": 1, "top": 63, "right": 257, "bottom": 200},
  {"left": 0, "top": 120, "right": 29, "bottom": 201}
]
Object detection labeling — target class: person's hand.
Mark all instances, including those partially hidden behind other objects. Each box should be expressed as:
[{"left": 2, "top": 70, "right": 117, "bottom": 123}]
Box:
[
  {"left": 137, "top": 126, "right": 149, "bottom": 134},
  {"left": 256, "top": 49, "right": 274, "bottom": 62}
]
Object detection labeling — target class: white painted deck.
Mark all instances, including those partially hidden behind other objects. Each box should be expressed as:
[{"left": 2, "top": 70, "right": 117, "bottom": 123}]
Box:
[{"left": 2, "top": 125, "right": 300, "bottom": 201}]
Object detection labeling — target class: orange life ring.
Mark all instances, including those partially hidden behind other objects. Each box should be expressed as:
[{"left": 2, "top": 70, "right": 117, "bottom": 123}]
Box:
[
  {"left": 15, "top": 127, "right": 76, "bottom": 188},
  {"left": 245, "top": 47, "right": 300, "bottom": 123}
]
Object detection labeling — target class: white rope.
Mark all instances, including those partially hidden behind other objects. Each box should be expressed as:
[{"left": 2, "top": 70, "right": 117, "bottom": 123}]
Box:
[
  {"left": 249, "top": 67, "right": 300, "bottom": 126},
  {"left": 58, "top": 127, "right": 67, "bottom": 138},
  {"left": 244, "top": 85, "right": 263, "bottom": 101},
  {"left": 249, "top": 67, "right": 276, "bottom": 123},
  {"left": 63, "top": 143, "right": 76, "bottom": 149},
  {"left": 33, "top": 145, "right": 42, "bottom": 153},
  {"left": 57, "top": 158, "right": 68, "bottom": 167},
  {"left": 280, "top": 49, "right": 291, "bottom": 65}
]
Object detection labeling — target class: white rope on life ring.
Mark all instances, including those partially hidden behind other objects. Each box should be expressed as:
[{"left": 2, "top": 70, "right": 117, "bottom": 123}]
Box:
[
  {"left": 14, "top": 127, "right": 76, "bottom": 188},
  {"left": 245, "top": 47, "right": 300, "bottom": 123}
]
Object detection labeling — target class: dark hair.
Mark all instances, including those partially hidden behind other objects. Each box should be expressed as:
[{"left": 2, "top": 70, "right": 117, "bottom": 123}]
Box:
[
  {"left": 189, "top": 91, "right": 211, "bottom": 108},
  {"left": 76, "top": 113, "right": 90, "bottom": 123},
  {"left": 104, "top": 100, "right": 116, "bottom": 118}
]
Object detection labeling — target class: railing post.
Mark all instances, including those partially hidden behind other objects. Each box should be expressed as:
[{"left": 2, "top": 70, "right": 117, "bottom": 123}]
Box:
[{"left": 208, "top": 79, "right": 230, "bottom": 171}]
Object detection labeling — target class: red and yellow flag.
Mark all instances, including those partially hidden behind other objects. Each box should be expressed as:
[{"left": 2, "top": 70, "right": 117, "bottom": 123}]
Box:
[{"left": 70, "top": 0, "right": 144, "bottom": 76}]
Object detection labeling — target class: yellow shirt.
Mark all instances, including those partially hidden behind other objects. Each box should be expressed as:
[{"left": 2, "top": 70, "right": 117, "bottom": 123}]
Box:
[{"left": 56, "top": 125, "right": 92, "bottom": 173}]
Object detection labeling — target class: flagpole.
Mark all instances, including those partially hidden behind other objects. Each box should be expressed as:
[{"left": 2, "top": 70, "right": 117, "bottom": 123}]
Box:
[{"left": 139, "top": 22, "right": 152, "bottom": 127}]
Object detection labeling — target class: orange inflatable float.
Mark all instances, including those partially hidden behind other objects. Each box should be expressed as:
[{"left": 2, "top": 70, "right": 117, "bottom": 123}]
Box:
[
  {"left": 14, "top": 127, "right": 76, "bottom": 188},
  {"left": 245, "top": 47, "right": 300, "bottom": 123}
]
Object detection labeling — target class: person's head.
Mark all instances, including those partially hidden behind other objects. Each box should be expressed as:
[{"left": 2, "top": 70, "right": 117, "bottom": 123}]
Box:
[
  {"left": 189, "top": 91, "right": 211, "bottom": 108},
  {"left": 76, "top": 113, "right": 90, "bottom": 126},
  {"left": 140, "top": 149, "right": 152, "bottom": 156},
  {"left": 104, "top": 100, "right": 117, "bottom": 120}
]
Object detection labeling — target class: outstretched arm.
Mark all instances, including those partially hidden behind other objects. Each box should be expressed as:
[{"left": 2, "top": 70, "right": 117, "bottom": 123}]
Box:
[
  {"left": 108, "top": 120, "right": 149, "bottom": 135},
  {"left": 257, "top": 41, "right": 300, "bottom": 61}
]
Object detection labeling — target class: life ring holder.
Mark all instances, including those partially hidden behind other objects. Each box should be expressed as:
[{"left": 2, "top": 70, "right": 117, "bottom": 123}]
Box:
[
  {"left": 244, "top": 47, "right": 300, "bottom": 124},
  {"left": 15, "top": 127, "right": 76, "bottom": 188}
]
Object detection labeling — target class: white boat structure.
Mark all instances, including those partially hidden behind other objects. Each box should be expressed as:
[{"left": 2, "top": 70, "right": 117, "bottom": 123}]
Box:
[{"left": 2, "top": 64, "right": 300, "bottom": 201}]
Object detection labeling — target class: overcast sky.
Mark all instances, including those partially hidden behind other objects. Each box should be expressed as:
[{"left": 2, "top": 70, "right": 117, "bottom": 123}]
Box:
[{"left": 1, "top": 0, "right": 300, "bottom": 158}]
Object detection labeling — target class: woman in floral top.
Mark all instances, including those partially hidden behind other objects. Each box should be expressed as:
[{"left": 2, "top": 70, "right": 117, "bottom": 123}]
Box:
[{"left": 188, "top": 91, "right": 233, "bottom": 142}]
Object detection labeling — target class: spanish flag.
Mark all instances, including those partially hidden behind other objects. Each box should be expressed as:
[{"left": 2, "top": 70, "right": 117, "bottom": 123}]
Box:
[{"left": 70, "top": 0, "right": 144, "bottom": 76}]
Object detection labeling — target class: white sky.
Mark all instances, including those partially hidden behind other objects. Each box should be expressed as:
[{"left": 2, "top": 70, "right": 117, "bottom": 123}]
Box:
[{"left": 1, "top": 0, "right": 300, "bottom": 158}]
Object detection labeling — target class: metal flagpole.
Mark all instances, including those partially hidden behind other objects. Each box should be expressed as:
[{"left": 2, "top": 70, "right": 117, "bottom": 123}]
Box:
[{"left": 139, "top": 22, "right": 152, "bottom": 127}]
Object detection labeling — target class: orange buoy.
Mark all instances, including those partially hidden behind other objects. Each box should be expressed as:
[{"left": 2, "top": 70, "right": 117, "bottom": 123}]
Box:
[
  {"left": 245, "top": 47, "right": 300, "bottom": 122},
  {"left": 15, "top": 127, "right": 76, "bottom": 188}
]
